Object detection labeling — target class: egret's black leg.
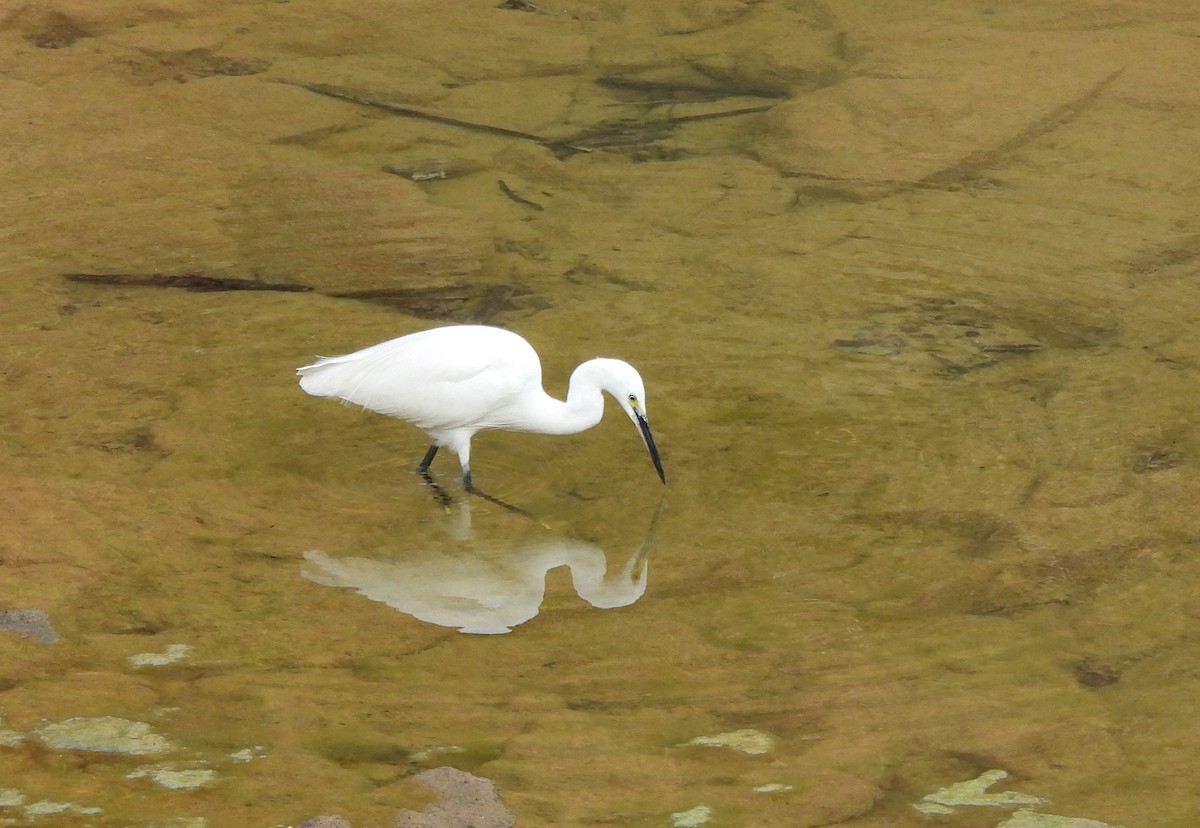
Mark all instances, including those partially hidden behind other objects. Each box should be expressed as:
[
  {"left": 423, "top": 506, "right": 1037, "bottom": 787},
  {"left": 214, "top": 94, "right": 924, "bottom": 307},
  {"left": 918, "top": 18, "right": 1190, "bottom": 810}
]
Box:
[
  {"left": 417, "top": 444, "right": 439, "bottom": 475},
  {"left": 416, "top": 444, "right": 451, "bottom": 507}
]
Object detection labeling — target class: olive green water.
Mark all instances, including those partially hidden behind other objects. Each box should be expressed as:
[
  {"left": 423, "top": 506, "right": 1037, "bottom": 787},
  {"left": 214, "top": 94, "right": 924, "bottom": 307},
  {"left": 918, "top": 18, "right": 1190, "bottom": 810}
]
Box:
[{"left": 2, "top": 1, "right": 1199, "bottom": 826}]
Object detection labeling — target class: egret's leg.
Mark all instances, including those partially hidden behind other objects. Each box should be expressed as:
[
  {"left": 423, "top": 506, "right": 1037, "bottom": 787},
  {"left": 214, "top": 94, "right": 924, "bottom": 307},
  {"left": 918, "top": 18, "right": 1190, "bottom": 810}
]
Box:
[
  {"left": 417, "top": 444, "right": 439, "bottom": 475},
  {"left": 416, "top": 444, "right": 451, "bottom": 507}
]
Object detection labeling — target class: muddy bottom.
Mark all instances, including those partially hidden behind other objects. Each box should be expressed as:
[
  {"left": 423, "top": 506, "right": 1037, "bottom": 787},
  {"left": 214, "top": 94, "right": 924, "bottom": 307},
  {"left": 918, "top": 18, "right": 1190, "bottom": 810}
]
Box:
[{"left": 1, "top": 1, "right": 1197, "bottom": 826}]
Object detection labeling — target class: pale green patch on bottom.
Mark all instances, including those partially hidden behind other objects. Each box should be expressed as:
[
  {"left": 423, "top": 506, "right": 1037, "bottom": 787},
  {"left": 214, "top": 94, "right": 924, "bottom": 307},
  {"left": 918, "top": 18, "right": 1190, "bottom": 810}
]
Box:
[
  {"left": 127, "top": 764, "right": 217, "bottom": 791},
  {"left": 685, "top": 728, "right": 776, "bottom": 755},
  {"left": 24, "top": 800, "right": 102, "bottom": 817},
  {"left": 997, "top": 810, "right": 1120, "bottom": 828},
  {"left": 128, "top": 643, "right": 193, "bottom": 669},
  {"left": 914, "top": 769, "right": 1046, "bottom": 814},
  {"left": 670, "top": 804, "right": 713, "bottom": 827},
  {"left": 35, "top": 716, "right": 176, "bottom": 756}
]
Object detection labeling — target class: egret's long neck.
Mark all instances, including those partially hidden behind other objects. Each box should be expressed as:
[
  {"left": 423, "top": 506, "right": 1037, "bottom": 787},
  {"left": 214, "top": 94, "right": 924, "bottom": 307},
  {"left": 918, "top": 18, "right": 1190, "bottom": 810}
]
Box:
[{"left": 520, "top": 359, "right": 610, "bottom": 436}]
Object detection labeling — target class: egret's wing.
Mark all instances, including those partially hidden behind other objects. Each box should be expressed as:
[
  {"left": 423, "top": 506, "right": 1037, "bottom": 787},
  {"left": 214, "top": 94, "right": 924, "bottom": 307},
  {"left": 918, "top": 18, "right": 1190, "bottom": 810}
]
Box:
[{"left": 297, "top": 326, "right": 541, "bottom": 432}]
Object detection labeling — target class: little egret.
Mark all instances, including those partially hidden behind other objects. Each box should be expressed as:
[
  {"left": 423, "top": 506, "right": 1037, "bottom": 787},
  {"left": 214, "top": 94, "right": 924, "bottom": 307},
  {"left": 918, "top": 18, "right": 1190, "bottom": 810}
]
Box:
[{"left": 296, "top": 325, "right": 666, "bottom": 496}]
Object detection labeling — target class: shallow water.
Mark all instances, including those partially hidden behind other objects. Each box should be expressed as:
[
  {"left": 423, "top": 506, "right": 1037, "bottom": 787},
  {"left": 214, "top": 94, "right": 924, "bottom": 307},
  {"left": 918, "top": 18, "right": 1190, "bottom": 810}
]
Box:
[{"left": 1, "top": 1, "right": 1199, "bottom": 826}]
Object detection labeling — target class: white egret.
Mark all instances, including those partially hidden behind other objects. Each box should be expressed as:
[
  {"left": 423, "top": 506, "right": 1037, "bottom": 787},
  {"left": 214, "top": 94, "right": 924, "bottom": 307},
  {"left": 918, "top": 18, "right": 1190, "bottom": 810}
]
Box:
[{"left": 296, "top": 325, "right": 665, "bottom": 495}]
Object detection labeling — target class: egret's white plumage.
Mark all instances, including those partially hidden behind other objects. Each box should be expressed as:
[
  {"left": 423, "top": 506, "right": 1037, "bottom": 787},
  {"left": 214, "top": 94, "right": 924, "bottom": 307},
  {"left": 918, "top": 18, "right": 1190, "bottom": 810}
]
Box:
[{"left": 297, "top": 325, "right": 665, "bottom": 491}]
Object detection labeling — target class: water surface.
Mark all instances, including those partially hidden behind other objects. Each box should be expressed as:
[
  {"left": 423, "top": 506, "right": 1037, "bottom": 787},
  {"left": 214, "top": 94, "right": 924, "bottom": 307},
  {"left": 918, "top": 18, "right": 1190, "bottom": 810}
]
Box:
[{"left": 1, "top": 2, "right": 1197, "bottom": 826}]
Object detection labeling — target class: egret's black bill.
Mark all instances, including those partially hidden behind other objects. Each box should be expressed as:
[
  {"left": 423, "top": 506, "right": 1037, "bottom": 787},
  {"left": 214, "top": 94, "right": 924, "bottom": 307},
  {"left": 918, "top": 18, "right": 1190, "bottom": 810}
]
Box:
[{"left": 636, "top": 413, "right": 666, "bottom": 484}]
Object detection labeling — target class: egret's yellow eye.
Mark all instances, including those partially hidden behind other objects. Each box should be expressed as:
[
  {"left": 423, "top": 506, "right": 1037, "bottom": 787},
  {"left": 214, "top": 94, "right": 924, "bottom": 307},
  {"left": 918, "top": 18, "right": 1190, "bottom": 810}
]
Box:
[{"left": 628, "top": 394, "right": 638, "bottom": 403}]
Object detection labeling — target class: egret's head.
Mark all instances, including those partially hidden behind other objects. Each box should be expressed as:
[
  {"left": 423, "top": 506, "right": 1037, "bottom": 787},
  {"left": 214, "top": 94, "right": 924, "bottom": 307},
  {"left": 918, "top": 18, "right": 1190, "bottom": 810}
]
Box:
[{"left": 594, "top": 359, "right": 665, "bottom": 484}]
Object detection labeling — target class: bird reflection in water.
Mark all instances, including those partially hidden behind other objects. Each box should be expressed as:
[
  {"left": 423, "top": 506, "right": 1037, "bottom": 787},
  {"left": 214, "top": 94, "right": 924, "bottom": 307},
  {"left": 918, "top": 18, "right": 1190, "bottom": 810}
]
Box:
[{"left": 301, "top": 500, "right": 663, "bottom": 634}]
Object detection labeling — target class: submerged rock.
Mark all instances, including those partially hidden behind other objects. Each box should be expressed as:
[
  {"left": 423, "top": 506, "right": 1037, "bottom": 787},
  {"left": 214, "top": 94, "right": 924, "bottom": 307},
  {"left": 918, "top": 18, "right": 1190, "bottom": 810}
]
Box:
[
  {"left": 393, "top": 767, "right": 515, "bottom": 828},
  {"left": 300, "top": 818, "right": 351, "bottom": 828},
  {"left": 0, "top": 608, "right": 59, "bottom": 644}
]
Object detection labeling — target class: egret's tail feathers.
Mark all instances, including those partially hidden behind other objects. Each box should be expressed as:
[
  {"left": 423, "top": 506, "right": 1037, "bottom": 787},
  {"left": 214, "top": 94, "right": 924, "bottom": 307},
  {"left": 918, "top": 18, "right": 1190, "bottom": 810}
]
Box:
[
  {"left": 297, "top": 355, "right": 395, "bottom": 415},
  {"left": 297, "top": 367, "right": 328, "bottom": 397},
  {"left": 297, "top": 359, "right": 352, "bottom": 399}
]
